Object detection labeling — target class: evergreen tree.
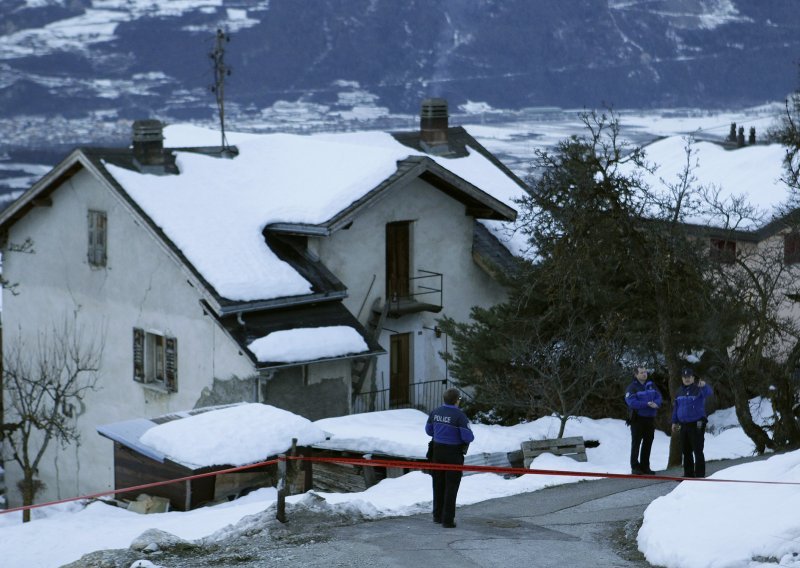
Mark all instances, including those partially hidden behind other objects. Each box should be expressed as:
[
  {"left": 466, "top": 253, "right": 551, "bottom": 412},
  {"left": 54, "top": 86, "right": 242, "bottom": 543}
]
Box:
[{"left": 444, "top": 113, "right": 714, "bottom": 447}]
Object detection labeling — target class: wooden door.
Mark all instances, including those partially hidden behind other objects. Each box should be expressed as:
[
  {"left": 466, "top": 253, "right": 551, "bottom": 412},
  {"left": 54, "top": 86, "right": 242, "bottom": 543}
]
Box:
[
  {"left": 386, "top": 222, "right": 410, "bottom": 301},
  {"left": 390, "top": 333, "right": 411, "bottom": 406}
]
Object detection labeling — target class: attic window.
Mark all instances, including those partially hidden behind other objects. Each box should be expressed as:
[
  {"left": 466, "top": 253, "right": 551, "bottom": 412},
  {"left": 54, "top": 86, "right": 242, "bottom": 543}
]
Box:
[
  {"left": 133, "top": 328, "right": 178, "bottom": 392},
  {"left": 785, "top": 232, "right": 800, "bottom": 265},
  {"left": 87, "top": 210, "right": 107, "bottom": 267},
  {"left": 709, "top": 238, "right": 736, "bottom": 264}
]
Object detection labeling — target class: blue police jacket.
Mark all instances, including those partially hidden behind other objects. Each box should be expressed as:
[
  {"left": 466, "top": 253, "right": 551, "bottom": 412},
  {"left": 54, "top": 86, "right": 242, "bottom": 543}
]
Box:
[
  {"left": 672, "top": 382, "right": 713, "bottom": 424},
  {"left": 425, "top": 404, "right": 475, "bottom": 446},
  {"left": 625, "top": 379, "right": 662, "bottom": 418}
]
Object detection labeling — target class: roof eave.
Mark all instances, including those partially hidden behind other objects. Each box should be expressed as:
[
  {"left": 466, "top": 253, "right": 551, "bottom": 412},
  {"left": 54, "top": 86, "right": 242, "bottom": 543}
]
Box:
[
  {"left": 265, "top": 223, "right": 332, "bottom": 237},
  {"left": 322, "top": 156, "right": 517, "bottom": 232},
  {"left": 217, "top": 290, "right": 348, "bottom": 316},
  {"left": 0, "top": 148, "right": 88, "bottom": 232},
  {"left": 255, "top": 348, "right": 385, "bottom": 370}
]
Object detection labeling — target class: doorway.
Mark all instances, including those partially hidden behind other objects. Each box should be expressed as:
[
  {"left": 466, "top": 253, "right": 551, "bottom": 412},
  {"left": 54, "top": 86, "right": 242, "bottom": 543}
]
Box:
[
  {"left": 390, "top": 332, "right": 411, "bottom": 406},
  {"left": 386, "top": 221, "right": 410, "bottom": 302}
]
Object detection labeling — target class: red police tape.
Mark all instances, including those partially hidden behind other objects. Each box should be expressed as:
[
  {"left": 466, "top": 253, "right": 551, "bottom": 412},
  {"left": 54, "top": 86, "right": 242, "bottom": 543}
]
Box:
[
  {"left": 2, "top": 454, "right": 799, "bottom": 516},
  {"left": 291, "top": 455, "right": 800, "bottom": 485},
  {"left": 0, "top": 458, "right": 282, "bottom": 516}
]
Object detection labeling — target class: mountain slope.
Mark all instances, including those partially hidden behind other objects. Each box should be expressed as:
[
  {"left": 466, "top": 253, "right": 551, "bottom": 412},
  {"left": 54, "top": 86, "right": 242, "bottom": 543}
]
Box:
[{"left": 1, "top": 0, "right": 799, "bottom": 123}]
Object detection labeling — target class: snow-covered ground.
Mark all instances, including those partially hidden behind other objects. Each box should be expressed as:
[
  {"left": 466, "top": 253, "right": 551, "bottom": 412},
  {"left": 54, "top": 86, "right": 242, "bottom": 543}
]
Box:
[{"left": 0, "top": 402, "right": 793, "bottom": 568}]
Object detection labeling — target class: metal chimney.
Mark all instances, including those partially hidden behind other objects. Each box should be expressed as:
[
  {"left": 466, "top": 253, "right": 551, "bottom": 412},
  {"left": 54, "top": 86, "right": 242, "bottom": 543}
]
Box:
[
  {"left": 132, "top": 119, "right": 165, "bottom": 168},
  {"left": 420, "top": 98, "right": 449, "bottom": 152}
]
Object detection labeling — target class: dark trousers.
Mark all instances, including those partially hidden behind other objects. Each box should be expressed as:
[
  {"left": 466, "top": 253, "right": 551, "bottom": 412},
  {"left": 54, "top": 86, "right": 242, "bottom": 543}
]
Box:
[
  {"left": 679, "top": 420, "right": 706, "bottom": 477},
  {"left": 431, "top": 443, "right": 464, "bottom": 524},
  {"left": 630, "top": 415, "right": 655, "bottom": 471}
]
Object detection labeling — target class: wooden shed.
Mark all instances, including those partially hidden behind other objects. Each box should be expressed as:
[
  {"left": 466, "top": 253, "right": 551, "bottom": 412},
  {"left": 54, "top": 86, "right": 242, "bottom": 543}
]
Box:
[{"left": 97, "top": 406, "right": 284, "bottom": 511}]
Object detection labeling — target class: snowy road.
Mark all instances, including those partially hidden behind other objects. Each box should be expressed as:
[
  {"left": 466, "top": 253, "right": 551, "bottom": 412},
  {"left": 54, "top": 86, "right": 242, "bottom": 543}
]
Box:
[{"left": 65, "top": 455, "right": 769, "bottom": 568}]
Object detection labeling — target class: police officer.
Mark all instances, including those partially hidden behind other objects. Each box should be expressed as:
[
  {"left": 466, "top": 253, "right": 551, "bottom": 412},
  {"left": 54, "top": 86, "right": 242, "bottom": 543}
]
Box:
[
  {"left": 425, "top": 387, "right": 474, "bottom": 528},
  {"left": 671, "top": 367, "right": 713, "bottom": 478},
  {"left": 625, "top": 366, "right": 662, "bottom": 475}
]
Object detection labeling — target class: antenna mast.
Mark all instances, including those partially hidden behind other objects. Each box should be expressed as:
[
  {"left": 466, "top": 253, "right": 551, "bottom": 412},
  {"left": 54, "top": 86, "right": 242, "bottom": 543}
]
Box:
[{"left": 210, "top": 28, "right": 232, "bottom": 151}]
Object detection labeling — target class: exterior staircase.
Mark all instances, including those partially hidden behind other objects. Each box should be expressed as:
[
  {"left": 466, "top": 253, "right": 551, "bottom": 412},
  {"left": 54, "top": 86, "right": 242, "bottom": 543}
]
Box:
[{"left": 351, "top": 297, "right": 388, "bottom": 405}]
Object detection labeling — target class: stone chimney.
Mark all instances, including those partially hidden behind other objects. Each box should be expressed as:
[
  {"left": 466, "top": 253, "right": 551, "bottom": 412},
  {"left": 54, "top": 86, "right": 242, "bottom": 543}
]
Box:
[
  {"left": 132, "top": 119, "right": 165, "bottom": 168},
  {"left": 420, "top": 98, "right": 449, "bottom": 153}
]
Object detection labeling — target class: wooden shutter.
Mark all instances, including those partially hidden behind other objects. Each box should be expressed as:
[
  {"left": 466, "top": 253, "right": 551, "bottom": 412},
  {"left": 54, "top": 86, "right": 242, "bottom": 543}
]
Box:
[
  {"left": 87, "top": 211, "right": 97, "bottom": 265},
  {"left": 88, "top": 210, "right": 107, "bottom": 266},
  {"left": 133, "top": 328, "right": 145, "bottom": 382},
  {"left": 165, "top": 336, "right": 178, "bottom": 392}
]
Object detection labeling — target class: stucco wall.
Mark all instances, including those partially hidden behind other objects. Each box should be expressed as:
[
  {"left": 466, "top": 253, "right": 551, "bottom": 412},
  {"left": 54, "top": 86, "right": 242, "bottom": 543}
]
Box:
[
  {"left": 315, "top": 177, "right": 509, "bottom": 394},
  {"left": 749, "top": 232, "right": 800, "bottom": 353},
  {"left": 259, "top": 359, "right": 351, "bottom": 420},
  {"left": 1, "top": 168, "right": 256, "bottom": 506}
]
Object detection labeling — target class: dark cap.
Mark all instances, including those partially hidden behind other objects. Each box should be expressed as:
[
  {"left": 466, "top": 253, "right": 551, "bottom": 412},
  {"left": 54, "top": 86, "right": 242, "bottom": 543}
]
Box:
[{"left": 681, "top": 367, "right": 694, "bottom": 378}]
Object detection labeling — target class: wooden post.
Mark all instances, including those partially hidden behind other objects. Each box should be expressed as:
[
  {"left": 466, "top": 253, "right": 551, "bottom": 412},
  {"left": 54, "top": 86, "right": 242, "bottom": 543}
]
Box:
[
  {"left": 302, "top": 452, "right": 313, "bottom": 492},
  {"left": 362, "top": 453, "right": 376, "bottom": 487},
  {"left": 287, "top": 438, "right": 298, "bottom": 494},
  {"left": 276, "top": 454, "right": 286, "bottom": 523}
]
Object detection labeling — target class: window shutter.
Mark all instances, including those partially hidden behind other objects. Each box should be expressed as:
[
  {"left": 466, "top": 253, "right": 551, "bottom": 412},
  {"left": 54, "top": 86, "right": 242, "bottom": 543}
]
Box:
[
  {"left": 88, "top": 210, "right": 107, "bottom": 267},
  {"left": 88, "top": 212, "right": 97, "bottom": 265},
  {"left": 97, "top": 212, "right": 107, "bottom": 265},
  {"left": 133, "top": 328, "right": 145, "bottom": 382},
  {"left": 165, "top": 336, "right": 178, "bottom": 392},
  {"left": 785, "top": 233, "right": 800, "bottom": 265}
]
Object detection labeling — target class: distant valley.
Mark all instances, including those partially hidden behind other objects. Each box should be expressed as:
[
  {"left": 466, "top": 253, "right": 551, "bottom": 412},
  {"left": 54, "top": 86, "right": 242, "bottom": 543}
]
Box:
[{"left": 1, "top": 0, "right": 798, "bottom": 203}]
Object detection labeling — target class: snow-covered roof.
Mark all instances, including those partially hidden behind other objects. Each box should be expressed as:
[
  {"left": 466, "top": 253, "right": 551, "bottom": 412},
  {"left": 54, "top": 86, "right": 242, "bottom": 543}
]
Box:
[
  {"left": 103, "top": 125, "right": 527, "bottom": 303},
  {"left": 640, "top": 136, "right": 789, "bottom": 230},
  {"left": 247, "top": 325, "right": 368, "bottom": 363},
  {"left": 99, "top": 403, "right": 328, "bottom": 470}
]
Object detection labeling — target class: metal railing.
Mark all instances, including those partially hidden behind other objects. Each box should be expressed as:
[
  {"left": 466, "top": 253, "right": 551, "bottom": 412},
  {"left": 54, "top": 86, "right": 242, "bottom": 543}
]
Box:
[
  {"left": 388, "top": 270, "right": 443, "bottom": 312},
  {"left": 353, "top": 379, "right": 471, "bottom": 415},
  {"left": 410, "top": 269, "right": 443, "bottom": 307}
]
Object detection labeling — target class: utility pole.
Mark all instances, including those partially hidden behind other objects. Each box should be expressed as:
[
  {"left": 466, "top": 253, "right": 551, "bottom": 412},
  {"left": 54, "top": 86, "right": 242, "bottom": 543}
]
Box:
[{"left": 210, "top": 28, "right": 232, "bottom": 152}]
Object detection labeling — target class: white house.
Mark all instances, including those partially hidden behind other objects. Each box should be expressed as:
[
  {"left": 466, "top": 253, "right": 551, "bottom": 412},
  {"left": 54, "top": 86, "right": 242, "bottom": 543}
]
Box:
[{"left": 0, "top": 99, "right": 528, "bottom": 506}]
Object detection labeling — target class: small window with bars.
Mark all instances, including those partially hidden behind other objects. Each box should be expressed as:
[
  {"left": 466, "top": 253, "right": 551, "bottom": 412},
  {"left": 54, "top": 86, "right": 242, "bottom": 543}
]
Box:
[
  {"left": 709, "top": 238, "right": 736, "bottom": 264},
  {"left": 87, "top": 210, "right": 107, "bottom": 267},
  {"left": 785, "top": 232, "right": 800, "bottom": 265},
  {"left": 133, "top": 328, "right": 178, "bottom": 392}
]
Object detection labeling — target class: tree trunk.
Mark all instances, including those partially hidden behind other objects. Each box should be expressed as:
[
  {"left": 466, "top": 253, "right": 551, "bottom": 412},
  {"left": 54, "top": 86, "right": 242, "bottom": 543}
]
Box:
[
  {"left": 557, "top": 415, "right": 568, "bottom": 438},
  {"left": 21, "top": 470, "right": 34, "bottom": 523},
  {"left": 655, "top": 306, "right": 683, "bottom": 467},
  {"left": 769, "top": 376, "right": 800, "bottom": 449},
  {"left": 728, "top": 371, "right": 772, "bottom": 453}
]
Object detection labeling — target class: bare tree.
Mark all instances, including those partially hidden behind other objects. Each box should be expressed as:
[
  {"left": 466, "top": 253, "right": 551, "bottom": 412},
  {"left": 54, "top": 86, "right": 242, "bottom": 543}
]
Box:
[
  {"left": 3, "top": 317, "right": 103, "bottom": 521},
  {"left": 441, "top": 307, "right": 624, "bottom": 438},
  {"left": 516, "top": 318, "right": 624, "bottom": 438},
  {"left": 771, "top": 88, "right": 800, "bottom": 192},
  {"left": 705, "top": 223, "right": 800, "bottom": 452}
]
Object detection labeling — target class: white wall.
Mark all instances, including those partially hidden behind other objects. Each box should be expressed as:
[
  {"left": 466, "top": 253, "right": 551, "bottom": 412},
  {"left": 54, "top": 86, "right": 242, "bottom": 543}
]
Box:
[
  {"left": 2, "top": 168, "right": 256, "bottom": 506},
  {"left": 316, "top": 177, "right": 509, "bottom": 395}
]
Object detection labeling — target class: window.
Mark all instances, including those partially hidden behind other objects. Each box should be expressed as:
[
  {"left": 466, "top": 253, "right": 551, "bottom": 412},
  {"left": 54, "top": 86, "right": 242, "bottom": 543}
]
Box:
[
  {"left": 709, "top": 238, "right": 736, "bottom": 264},
  {"left": 133, "top": 328, "right": 177, "bottom": 392},
  {"left": 386, "top": 221, "right": 411, "bottom": 301},
  {"left": 88, "top": 210, "right": 107, "bottom": 267},
  {"left": 785, "top": 233, "right": 800, "bottom": 265}
]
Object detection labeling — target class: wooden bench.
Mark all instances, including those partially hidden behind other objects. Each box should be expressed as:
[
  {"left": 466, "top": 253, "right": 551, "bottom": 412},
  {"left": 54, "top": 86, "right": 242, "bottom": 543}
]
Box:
[{"left": 521, "top": 436, "right": 587, "bottom": 467}]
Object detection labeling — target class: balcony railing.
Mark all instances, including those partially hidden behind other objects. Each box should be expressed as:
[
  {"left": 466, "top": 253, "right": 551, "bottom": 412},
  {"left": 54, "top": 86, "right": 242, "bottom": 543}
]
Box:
[
  {"left": 353, "top": 379, "right": 471, "bottom": 415},
  {"left": 388, "top": 269, "right": 443, "bottom": 317}
]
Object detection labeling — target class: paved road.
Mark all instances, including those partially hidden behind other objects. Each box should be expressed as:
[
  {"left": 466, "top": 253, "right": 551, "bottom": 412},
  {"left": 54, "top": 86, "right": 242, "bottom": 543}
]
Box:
[
  {"left": 266, "top": 456, "right": 767, "bottom": 568},
  {"left": 69, "top": 456, "right": 768, "bottom": 567}
]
